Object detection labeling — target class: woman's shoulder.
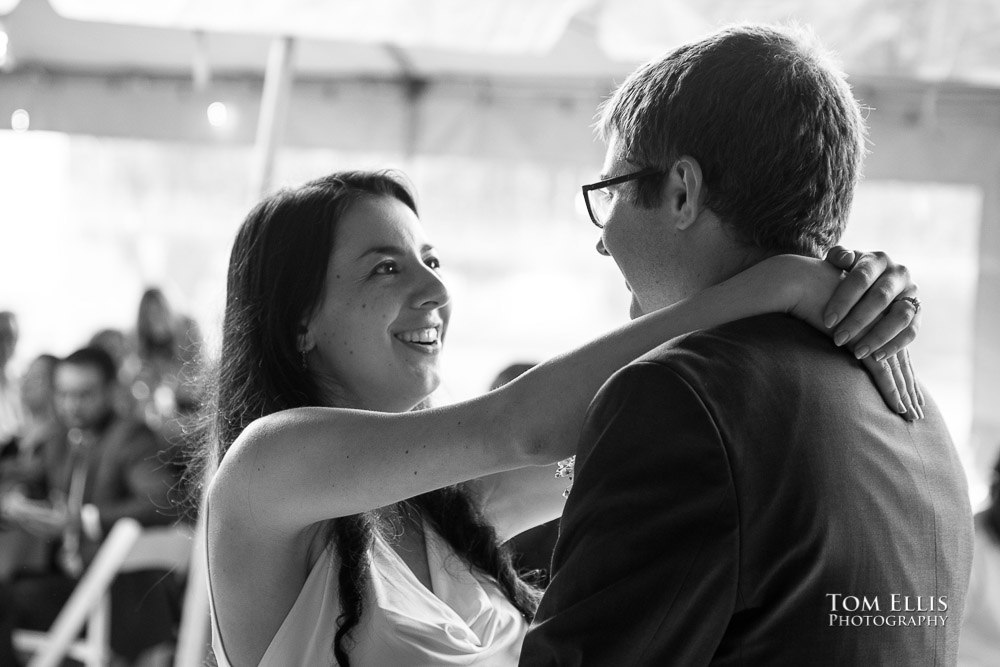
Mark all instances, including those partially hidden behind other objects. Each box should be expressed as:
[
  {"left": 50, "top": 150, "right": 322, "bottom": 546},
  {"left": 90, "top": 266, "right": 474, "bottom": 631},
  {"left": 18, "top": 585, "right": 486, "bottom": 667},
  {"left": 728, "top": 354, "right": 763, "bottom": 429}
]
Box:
[
  {"left": 214, "top": 409, "right": 312, "bottom": 478},
  {"left": 208, "top": 407, "right": 359, "bottom": 536}
]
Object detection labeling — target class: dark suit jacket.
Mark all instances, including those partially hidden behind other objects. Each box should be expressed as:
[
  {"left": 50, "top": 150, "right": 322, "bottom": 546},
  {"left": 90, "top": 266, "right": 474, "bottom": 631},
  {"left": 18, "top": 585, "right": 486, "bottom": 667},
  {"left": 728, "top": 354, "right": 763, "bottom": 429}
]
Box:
[
  {"left": 521, "top": 314, "right": 973, "bottom": 666},
  {"left": 41, "top": 413, "right": 177, "bottom": 551}
]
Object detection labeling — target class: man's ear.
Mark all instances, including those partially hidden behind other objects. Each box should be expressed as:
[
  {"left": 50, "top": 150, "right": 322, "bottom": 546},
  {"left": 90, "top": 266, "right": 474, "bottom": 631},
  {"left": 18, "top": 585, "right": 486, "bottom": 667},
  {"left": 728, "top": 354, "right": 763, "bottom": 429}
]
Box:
[{"left": 662, "top": 156, "right": 704, "bottom": 230}]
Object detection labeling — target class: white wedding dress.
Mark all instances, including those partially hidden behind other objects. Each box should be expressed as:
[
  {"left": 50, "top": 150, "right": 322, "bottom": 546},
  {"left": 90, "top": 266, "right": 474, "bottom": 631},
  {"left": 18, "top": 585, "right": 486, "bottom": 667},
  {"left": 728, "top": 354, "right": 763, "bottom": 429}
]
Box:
[{"left": 209, "top": 521, "right": 528, "bottom": 666}]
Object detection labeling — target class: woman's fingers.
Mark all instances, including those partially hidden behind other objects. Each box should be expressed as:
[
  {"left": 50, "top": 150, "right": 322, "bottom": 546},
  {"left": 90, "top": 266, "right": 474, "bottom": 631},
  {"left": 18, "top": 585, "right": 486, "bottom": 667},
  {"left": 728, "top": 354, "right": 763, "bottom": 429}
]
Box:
[
  {"left": 826, "top": 246, "right": 923, "bottom": 420},
  {"left": 822, "top": 247, "right": 885, "bottom": 329},
  {"left": 888, "top": 351, "right": 919, "bottom": 420},
  {"left": 824, "top": 245, "right": 858, "bottom": 272},
  {"left": 831, "top": 256, "right": 917, "bottom": 345},
  {"left": 861, "top": 353, "right": 920, "bottom": 420},
  {"left": 860, "top": 354, "right": 903, "bottom": 415},
  {"left": 902, "top": 348, "right": 926, "bottom": 409},
  {"left": 898, "top": 349, "right": 924, "bottom": 418},
  {"left": 848, "top": 296, "right": 921, "bottom": 360},
  {"left": 823, "top": 247, "right": 919, "bottom": 349},
  {"left": 886, "top": 352, "right": 918, "bottom": 419}
]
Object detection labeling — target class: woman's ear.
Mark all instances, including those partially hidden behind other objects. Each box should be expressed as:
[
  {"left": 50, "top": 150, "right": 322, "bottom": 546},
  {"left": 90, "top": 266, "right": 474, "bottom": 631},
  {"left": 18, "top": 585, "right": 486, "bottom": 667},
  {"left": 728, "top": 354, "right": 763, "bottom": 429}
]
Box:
[{"left": 664, "top": 156, "right": 704, "bottom": 230}]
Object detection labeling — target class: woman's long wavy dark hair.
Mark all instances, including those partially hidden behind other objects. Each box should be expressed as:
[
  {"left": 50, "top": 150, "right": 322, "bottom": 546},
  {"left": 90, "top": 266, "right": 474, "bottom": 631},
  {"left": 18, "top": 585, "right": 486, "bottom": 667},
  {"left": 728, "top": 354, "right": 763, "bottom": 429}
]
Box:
[{"left": 199, "top": 170, "right": 539, "bottom": 666}]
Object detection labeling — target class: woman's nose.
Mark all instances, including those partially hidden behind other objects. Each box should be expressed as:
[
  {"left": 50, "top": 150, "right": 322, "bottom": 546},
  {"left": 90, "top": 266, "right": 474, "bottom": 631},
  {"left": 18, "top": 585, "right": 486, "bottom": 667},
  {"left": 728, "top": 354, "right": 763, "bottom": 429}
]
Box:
[{"left": 414, "top": 265, "right": 450, "bottom": 310}]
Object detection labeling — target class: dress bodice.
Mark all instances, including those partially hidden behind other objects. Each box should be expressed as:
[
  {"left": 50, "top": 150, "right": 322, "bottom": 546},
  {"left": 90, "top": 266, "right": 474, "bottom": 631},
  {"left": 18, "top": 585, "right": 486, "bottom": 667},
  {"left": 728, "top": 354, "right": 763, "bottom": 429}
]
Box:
[{"left": 209, "top": 523, "right": 527, "bottom": 666}]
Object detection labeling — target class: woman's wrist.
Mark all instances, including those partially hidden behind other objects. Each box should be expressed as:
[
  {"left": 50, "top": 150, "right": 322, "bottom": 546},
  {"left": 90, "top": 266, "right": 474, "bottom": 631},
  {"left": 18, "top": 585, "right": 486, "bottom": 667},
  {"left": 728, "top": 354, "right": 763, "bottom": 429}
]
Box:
[
  {"left": 744, "top": 254, "right": 813, "bottom": 316},
  {"left": 760, "top": 254, "right": 840, "bottom": 330},
  {"left": 770, "top": 254, "right": 807, "bottom": 314}
]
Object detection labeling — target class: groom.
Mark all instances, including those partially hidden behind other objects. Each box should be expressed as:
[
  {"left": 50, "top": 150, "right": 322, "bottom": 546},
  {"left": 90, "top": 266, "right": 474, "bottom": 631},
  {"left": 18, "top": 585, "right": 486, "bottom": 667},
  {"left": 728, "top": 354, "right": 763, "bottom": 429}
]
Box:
[{"left": 520, "top": 24, "right": 973, "bottom": 666}]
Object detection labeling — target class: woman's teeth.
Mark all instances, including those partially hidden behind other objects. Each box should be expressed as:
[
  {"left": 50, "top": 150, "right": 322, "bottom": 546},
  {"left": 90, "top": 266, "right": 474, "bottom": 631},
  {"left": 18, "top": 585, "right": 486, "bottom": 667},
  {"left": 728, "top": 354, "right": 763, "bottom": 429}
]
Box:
[{"left": 395, "top": 328, "right": 439, "bottom": 344}]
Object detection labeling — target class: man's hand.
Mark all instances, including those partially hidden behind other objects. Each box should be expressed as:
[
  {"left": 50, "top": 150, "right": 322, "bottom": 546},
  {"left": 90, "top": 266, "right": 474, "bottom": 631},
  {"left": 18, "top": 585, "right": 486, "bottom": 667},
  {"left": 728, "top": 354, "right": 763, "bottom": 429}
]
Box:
[{"left": 1, "top": 490, "right": 68, "bottom": 538}]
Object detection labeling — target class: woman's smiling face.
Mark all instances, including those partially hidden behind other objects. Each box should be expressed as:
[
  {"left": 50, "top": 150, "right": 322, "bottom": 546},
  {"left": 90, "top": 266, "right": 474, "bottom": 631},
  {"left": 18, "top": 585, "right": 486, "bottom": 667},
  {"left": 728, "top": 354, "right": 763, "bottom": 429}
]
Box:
[{"left": 302, "top": 195, "right": 451, "bottom": 412}]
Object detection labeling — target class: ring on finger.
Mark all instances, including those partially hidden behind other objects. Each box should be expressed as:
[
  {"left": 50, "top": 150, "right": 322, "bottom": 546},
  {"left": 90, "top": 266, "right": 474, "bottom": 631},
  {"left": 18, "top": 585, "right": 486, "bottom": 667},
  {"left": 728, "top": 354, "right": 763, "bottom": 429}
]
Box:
[{"left": 893, "top": 295, "right": 921, "bottom": 314}]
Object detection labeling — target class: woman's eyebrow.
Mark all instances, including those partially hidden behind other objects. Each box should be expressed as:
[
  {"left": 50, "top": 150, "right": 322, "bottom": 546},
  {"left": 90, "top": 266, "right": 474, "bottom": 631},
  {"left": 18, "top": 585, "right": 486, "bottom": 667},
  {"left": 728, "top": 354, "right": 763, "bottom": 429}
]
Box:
[
  {"left": 355, "top": 245, "right": 405, "bottom": 261},
  {"left": 355, "top": 243, "right": 437, "bottom": 262}
]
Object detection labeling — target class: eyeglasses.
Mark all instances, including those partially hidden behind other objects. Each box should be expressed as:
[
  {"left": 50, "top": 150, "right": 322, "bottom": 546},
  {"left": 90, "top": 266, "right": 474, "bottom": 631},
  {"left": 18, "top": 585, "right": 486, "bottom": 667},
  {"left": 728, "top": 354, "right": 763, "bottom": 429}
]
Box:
[{"left": 581, "top": 167, "right": 663, "bottom": 229}]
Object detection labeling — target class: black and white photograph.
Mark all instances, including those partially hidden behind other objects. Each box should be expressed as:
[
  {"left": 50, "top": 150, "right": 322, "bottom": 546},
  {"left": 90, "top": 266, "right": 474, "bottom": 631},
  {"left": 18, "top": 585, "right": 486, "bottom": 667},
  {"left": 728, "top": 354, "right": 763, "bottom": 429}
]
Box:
[{"left": 1, "top": 1, "right": 998, "bottom": 665}]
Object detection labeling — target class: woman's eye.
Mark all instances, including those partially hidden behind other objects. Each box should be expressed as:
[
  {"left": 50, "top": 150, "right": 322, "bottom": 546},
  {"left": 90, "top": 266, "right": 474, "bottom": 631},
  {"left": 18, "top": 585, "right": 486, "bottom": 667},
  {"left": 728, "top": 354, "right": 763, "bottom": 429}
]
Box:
[
  {"left": 425, "top": 257, "right": 441, "bottom": 270},
  {"left": 373, "top": 261, "right": 399, "bottom": 275}
]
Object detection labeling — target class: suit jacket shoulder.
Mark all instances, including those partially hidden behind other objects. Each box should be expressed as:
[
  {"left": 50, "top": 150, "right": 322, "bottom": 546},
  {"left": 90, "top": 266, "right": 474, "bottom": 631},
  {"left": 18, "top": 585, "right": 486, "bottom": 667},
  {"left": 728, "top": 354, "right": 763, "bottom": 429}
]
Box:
[{"left": 525, "top": 313, "right": 973, "bottom": 667}]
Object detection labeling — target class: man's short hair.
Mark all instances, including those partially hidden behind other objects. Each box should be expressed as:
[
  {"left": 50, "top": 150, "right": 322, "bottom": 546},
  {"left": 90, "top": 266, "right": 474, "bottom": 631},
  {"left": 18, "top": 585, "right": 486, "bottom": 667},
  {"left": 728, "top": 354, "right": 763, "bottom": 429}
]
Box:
[
  {"left": 598, "top": 23, "right": 866, "bottom": 257},
  {"left": 59, "top": 346, "right": 118, "bottom": 385}
]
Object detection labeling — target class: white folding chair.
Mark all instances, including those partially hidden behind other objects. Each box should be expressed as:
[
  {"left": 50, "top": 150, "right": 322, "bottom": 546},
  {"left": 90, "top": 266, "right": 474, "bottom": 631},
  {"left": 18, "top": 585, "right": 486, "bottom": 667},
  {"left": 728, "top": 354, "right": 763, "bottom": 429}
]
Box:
[
  {"left": 172, "top": 513, "right": 210, "bottom": 667},
  {"left": 13, "top": 517, "right": 194, "bottom": 667}
]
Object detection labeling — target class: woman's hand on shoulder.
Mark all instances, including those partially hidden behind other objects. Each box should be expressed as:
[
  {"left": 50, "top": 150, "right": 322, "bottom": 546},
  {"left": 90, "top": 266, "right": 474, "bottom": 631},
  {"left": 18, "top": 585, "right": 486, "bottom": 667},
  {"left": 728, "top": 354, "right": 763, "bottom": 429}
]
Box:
[
  {"left": 822, "top": 246, "right": 924, "bottom": 419},
  {"left": 822, "top": 246, "right": 920, "bottom": 359},
  {"left": 776, "top": 249, "right": 923, "bottom": 420}
]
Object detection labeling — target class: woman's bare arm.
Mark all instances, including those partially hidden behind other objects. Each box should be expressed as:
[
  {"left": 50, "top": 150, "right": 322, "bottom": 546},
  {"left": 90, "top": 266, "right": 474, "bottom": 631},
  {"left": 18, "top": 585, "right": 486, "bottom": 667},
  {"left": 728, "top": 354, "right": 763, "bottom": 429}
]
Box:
[
  {"left": 209, "top": 253, "right": 918, "bottom": 542},
  {"left": 470, "top": 253, "right": 922, "bottom": 539}
]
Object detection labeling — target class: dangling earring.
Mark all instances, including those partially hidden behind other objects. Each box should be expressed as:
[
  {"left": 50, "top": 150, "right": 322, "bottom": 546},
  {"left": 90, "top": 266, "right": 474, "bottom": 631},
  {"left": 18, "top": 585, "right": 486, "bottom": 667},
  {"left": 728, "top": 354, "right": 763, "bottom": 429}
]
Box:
[{"left": 297, "top": 325, "right": 310, "bottom": 370}]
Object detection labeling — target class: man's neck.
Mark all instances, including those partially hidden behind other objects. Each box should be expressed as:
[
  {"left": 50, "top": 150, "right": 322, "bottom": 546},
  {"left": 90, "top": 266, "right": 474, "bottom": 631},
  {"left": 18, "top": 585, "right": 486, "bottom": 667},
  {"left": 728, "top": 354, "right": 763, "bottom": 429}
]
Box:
[
  {"left": 639, "top": 211, "right": 788, "bottom": 314},
  {"left": 718, "top": 246, "right": 783, "bottom": 283},
  {"left": 678, "top": 242, "right": 778, "bottom": 306},
  {"left": 76, "top": 410, "right": 117, "bottom": 440}
]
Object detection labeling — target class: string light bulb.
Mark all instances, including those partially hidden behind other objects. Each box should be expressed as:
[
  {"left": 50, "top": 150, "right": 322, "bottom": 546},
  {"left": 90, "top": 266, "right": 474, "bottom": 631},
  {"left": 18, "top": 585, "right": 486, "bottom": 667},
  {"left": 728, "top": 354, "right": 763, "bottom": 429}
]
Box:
[
  {"left": 11, "top": 108, "right": 29, "bottom": 132},
  {"left": 207, "top": 102, "right": 228, "bottom": 128},
  {"left": 0, "top": 23, "right": 8, "bottom": 68}
]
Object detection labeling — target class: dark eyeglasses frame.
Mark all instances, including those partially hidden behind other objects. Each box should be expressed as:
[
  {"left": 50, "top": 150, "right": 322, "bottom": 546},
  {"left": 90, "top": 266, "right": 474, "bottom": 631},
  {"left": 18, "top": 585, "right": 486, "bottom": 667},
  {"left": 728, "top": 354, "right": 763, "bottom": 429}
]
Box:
[{"left": 581, "top": 167, "right": 663, "bottom": 229}]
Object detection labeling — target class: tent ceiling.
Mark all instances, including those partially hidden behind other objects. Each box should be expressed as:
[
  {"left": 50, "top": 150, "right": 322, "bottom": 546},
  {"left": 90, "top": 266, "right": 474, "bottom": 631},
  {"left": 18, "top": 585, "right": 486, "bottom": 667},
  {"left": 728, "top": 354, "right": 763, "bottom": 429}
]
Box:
[{"left": 2, "top": 0, "right": 1000, "bottom": 86}]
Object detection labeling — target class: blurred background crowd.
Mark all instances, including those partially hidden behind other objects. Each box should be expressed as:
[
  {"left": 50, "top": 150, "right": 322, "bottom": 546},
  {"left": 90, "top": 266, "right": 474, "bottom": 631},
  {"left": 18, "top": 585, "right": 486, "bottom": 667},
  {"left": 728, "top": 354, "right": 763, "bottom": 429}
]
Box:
[{"left": 0, "top": 292, "right": 202, "bottom": 666}]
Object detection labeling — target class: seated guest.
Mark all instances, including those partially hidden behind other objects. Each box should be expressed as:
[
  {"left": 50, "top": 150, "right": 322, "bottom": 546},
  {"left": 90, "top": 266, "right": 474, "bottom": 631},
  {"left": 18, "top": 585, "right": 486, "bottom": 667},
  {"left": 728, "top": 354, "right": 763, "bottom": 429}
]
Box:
[
  {"left": 4, "top": 354, "right": 59, "bottom": 483},
  {"left": 89, "top": 327, "right": 139, "bottom": 418},
  {"left": 131, "top": 288, "right": 203, "bottom": 431},
  {"left": 0, "top": 311, "right": 21, "bottom": 455},
  {"left": 0, "top": 346, "right": 181, "bottom": 666},
  {"left": 0, "top": 354, "right": 59, "bottom": 582}
]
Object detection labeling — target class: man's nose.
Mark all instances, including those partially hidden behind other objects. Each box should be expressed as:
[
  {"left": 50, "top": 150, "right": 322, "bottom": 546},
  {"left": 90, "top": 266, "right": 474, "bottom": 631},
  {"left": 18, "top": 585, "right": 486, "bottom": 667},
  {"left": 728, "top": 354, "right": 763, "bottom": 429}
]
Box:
[{"left": 596, "top": 237, "right": 611, "bottom": 256}]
